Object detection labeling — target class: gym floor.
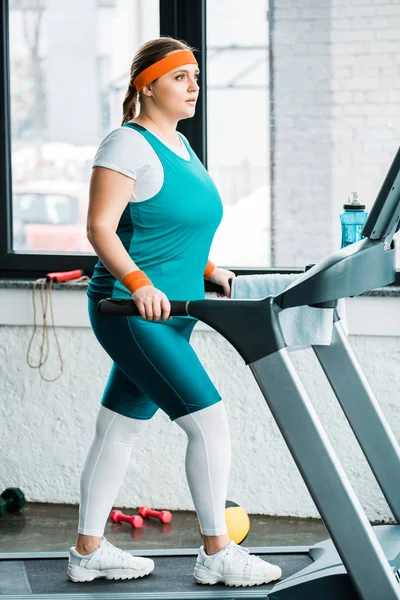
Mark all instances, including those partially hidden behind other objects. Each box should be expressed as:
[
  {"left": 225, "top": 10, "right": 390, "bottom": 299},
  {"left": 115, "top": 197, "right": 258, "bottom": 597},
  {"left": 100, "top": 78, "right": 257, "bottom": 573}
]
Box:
[{"left": 0, "top": 503, "right": 329, "bottom": 553}]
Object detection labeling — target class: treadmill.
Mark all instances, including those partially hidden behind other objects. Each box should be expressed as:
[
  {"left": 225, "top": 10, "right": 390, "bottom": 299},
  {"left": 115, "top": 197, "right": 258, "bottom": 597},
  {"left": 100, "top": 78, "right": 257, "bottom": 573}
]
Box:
[{"left": 1, "top": 149, "right": 400, "bottom": 600}]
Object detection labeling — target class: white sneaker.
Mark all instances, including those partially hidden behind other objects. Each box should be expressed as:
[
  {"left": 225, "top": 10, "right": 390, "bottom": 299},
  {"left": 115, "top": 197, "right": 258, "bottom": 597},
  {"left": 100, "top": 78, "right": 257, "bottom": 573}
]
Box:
[
  {"left": 194, "top": 540, "right": 282, "bottom": 587},
  {"left": 67, "top": 536, "right": 155, "bottom": 582}
]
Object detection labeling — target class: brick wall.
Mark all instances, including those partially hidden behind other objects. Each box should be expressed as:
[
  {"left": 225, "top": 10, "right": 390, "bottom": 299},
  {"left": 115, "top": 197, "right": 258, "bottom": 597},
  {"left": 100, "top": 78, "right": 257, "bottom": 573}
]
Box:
[{"left": 272, "top": 0, "right": 400, "bottom": 267}]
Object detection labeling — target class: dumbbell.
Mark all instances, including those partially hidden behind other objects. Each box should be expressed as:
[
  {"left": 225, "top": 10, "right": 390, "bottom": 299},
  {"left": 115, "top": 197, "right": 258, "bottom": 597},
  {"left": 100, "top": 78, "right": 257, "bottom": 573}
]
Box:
[
  {"left": 110, "top": 509, "right": 143, "bottom": 529},
  {"left": 0, "top": 488, "right": 25, "bottom": 517},
  {"left": 138, "top": 505, "right": 172, "bottom": 524}
]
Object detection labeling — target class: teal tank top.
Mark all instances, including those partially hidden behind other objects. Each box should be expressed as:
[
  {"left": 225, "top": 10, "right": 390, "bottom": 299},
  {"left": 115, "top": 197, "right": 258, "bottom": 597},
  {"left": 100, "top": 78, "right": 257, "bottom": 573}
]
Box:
[{"left": 86, "top": 123, "right": 224, "bottom": 304}]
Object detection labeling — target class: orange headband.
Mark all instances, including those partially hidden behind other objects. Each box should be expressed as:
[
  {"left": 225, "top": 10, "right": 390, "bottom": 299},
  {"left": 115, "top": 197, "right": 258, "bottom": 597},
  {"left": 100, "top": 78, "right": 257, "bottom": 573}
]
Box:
[{"left": 133, "top": 50, "right": 198, "bottom": 93}]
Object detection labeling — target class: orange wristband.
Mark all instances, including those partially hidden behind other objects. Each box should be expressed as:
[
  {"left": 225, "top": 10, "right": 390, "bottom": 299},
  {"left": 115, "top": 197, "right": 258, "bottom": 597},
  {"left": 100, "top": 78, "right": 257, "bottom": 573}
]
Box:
[
  {"left": 204, "top": 260, "right": 216, "bottom": 279},
  {"left": 122, "top": 270, "right": 153, "bottom": 294}
]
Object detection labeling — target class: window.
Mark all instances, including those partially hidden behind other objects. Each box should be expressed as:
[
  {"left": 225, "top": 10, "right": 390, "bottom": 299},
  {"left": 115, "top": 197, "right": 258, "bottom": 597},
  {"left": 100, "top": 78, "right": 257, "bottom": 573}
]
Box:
[
  {"left": 206, "top": 0, "right": 269, "bottom": 268},
  {"left": 3, "top": 0, "right": 159, "bottom": 275},
  {"left": 2, "top": 0, "right": 399, "bottom": 280},
  {"left": 206, "top": 0, "right": 400, "bottom": 272}
]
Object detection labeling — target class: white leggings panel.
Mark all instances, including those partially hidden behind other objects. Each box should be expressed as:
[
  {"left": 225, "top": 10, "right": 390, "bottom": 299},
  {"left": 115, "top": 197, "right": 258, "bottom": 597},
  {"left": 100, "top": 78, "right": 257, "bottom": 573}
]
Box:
[
  {"left": 78, "top": 405, "right": 148, "bottom": 536},
  {"left": 174, "top": 401, "right": 231, "bottom": 536},
  {"left": 78, "top": 402, "right": 231, "bottom": 537}
]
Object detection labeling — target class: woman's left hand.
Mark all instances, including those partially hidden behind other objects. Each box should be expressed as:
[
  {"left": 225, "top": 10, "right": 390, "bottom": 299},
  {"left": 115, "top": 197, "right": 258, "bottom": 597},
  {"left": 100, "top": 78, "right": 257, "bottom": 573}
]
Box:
[{"left": 206, "top": 267, "right": 236, "bottom": 298}]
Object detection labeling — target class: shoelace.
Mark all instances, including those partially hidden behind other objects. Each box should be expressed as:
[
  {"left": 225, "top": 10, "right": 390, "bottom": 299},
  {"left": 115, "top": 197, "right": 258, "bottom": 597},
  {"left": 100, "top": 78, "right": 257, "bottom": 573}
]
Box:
[
  {"left": 227, "top": 544, "right": 270, "bottom": 569},
  {"left": 99, "top": 541, "right": 128, "bottom": 567},
  {"left": 226, "top": 544, "right": 252, "bottom": 567}
]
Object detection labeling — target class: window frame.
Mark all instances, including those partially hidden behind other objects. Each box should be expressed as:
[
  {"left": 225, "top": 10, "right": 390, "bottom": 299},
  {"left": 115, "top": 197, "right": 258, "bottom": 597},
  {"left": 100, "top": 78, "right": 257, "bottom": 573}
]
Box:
[{"left": 1, "top": 0, "right": 399, "bottom": 284}]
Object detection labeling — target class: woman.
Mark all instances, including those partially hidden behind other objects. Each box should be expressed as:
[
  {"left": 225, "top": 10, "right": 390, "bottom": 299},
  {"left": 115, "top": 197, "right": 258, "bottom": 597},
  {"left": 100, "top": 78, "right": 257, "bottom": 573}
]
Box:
[{"left": 67, "top": 35, "right": 282, "bottom": 588}]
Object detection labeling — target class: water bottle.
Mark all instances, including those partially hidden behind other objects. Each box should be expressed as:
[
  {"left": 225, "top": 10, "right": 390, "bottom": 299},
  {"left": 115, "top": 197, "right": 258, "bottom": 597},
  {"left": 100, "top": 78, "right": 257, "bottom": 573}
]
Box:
[{"left": 340, "top": 192, "right": 369, "bottom": 248}]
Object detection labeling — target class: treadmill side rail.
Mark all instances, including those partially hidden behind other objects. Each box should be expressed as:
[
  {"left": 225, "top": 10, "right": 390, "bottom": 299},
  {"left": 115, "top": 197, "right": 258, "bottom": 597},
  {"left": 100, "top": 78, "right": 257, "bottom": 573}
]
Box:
[
  {"left": 250, "top": 350, "right": 400, "bottom": 600},
  {"left": 275, "top": 238, "right": 395, "bottom": 310},
  {"left": 313, "top": 319, "right": 400, "bottom": 523}
]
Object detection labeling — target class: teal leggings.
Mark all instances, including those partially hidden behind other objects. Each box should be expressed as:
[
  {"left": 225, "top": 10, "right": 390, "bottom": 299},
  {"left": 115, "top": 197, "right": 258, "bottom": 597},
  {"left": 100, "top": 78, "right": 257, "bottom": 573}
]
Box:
[{"left": 88, "top": 298, "right": 222, "bottom": 421}]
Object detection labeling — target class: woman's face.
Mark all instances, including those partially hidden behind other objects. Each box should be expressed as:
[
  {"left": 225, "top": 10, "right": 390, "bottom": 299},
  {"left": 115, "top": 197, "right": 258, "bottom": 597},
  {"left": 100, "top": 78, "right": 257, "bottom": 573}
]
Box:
[{"left": 148, "top": 58, "right": 200, "bottom": 119}]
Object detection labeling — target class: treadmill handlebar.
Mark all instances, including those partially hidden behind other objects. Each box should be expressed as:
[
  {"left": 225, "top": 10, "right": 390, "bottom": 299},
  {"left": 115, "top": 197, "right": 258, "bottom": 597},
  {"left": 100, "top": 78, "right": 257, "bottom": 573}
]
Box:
[
  {"left": 98, "top": 293, "right": 285, "bottom": 365},
  {"left": 275, "top": 238, "right": 396, "bottom": 310},
  {"left": 98, "top": 298, "right": 189, "bottom": 317},
  {"left": 98, "top": 236, "right": 396, "bottom": 321},
  {"left": 97, "top": 280, "right": 227, "bottom": 317}
]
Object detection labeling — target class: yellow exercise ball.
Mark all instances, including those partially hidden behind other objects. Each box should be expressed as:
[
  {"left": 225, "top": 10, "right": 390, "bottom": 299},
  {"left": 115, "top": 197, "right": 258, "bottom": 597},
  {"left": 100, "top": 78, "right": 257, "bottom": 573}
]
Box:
[
  {"left": 225, "top": 501, "right": 250, "bottom": 544},
  {"left": 198, "top": 501, "right": 250, "bottom": 545}
]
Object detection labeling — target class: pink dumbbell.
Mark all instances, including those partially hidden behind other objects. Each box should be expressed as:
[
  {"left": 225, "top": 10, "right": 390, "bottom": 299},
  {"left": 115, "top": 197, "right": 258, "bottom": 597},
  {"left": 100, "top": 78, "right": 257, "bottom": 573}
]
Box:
[
  {"left": 138, "top": 505, "right": 172, "bottom": 524},
  {"left": 110, "top": 509, "right": 144, "bottom": 529}
]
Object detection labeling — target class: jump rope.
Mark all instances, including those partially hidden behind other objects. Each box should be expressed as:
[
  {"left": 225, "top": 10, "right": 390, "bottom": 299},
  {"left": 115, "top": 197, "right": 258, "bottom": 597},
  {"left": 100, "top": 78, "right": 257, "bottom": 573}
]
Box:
[{"left": 26, "top": 270, "right": 88, "bottom": 382}]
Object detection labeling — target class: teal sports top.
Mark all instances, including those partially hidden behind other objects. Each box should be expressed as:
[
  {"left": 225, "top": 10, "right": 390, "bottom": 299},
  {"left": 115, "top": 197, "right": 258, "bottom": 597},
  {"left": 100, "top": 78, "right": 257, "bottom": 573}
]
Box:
[{"left": 86, "top": 122, "right": 223, "bottom": 304}]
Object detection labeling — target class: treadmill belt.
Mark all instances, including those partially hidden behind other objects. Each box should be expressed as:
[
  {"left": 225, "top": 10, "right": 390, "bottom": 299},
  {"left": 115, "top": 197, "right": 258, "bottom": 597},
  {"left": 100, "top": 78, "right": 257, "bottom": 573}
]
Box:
[{"left": 1, "top": 553, "right": 312, "bottom": 595}]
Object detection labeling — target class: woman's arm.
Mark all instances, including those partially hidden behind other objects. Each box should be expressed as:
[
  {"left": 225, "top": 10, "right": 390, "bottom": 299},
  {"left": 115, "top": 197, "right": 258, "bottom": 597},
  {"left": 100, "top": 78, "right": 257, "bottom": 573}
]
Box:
[{"left": 87, "top": 166, "right": 139, "bottom": 282}]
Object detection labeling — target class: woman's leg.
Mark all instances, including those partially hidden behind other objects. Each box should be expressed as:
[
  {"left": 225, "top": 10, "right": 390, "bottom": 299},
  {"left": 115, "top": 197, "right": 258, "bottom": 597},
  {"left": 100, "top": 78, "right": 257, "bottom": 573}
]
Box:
[
  {"left": 86, "top": 298, "right": 228, "bottom": 552},
  {"left": 76, "top": 404, "right": 150, "bottom": 553},
  {"left": 174, "top": 401, "right": 232, "bottom": 555},
  {"left": 76, "top": 299, "right": 160, "bottom": 553},
  {"left": 68, "top": 401, "right": 156, "bottom": 581}
]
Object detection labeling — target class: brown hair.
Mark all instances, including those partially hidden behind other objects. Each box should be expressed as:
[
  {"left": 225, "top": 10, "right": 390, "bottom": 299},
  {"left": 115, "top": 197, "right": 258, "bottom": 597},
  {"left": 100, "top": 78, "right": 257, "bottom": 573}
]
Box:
[{"left": 121, "top": 36, "right": 197, "bottom": 126}]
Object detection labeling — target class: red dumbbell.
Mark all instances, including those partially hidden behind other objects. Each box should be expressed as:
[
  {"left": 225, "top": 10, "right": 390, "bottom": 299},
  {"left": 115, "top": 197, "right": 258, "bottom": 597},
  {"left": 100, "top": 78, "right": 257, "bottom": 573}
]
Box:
[
  {"left": 138, "top": 505, "right": 172, "bottom": 524},
  {"left": 110, "top": 509, "right": 143, "bottom": 529}
]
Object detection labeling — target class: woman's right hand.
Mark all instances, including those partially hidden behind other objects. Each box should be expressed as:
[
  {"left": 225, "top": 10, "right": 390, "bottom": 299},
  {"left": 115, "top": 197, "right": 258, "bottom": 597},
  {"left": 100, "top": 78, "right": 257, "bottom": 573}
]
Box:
[{"left": 132, "top": 285, "right": 172, "bottom": 321}]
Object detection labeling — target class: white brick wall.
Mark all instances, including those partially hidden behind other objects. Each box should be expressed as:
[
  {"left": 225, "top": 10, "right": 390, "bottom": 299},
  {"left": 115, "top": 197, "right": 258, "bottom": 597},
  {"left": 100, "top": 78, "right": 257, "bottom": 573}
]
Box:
[
  {"left": 1, "top": 287, "right": 400, "bottom": 522},
  {"left": 273, "top": 0, "right": 400, "bottom": 265},
  {"left": 2, "top": 318, "right": 400, "bottom": 521},
  {"left": 330, "top": 0, "right": 400, "bottom": 250},
  {"left": 273, "top": 0, "right": 332, "bottom": 267}
]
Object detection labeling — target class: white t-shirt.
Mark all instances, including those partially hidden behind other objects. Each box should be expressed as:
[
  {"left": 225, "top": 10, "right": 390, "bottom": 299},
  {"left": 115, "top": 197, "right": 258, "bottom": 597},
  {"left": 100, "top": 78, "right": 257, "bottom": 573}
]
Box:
[{"left": 92, "top": 126, "right": 191, "bottom": 203}]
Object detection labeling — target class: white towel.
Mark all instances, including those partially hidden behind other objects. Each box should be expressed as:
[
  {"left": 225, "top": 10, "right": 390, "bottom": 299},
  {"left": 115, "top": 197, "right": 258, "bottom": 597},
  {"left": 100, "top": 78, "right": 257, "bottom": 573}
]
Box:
[{"left": 231, "top": 274, "right": 348, "bottom": 352}]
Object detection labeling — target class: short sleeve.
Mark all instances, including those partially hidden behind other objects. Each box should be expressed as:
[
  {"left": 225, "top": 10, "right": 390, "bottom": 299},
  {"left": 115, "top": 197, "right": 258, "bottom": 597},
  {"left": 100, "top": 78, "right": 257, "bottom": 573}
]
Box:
[{"left": 92, "top": 127, "right": 139, "bottom": 180}]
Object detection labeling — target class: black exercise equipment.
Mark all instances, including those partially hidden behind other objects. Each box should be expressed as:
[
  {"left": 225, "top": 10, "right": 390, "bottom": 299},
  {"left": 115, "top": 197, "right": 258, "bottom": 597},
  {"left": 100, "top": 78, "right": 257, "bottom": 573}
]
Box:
[
  {"left": 0, "top": 488, "right": 25, "bottom": 517},
  {"left": 2, "top": 148, "right": 400, "bottom": 598}
]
